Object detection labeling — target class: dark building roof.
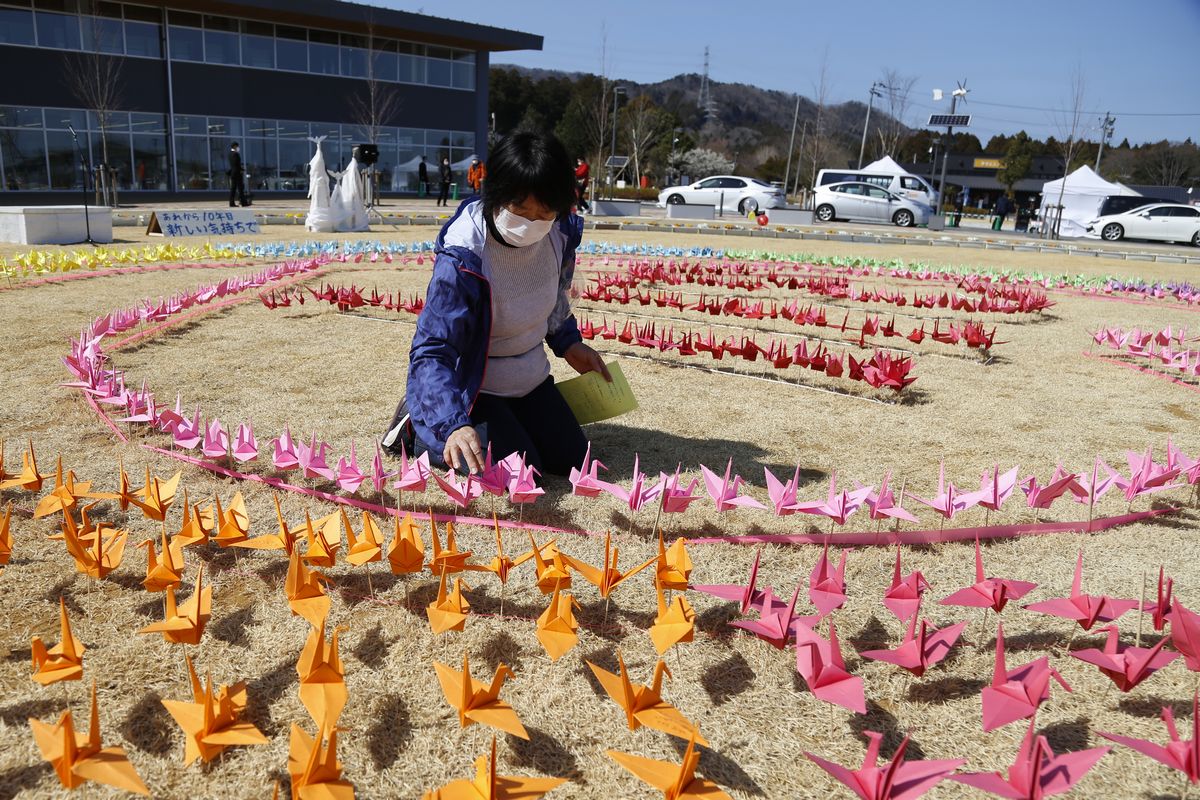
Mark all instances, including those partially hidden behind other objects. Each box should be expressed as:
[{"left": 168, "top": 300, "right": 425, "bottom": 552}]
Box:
[{"left": 134, "top": 0, "right": 542, "bottom": 52}]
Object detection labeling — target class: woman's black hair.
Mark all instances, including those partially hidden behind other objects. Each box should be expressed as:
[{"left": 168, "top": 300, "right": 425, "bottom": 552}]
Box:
[{"left": 481, "top": 131, "right": 575, "bottom": 219}]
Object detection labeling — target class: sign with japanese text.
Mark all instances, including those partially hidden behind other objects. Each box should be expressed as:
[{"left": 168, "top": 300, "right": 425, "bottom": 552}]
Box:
[{"left": 146, "top": 209, "right": 260, "bottom": 237}]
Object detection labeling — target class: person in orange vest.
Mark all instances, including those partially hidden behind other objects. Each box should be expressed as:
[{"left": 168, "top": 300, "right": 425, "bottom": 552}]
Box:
[{"left": 467, "top": 157, "right": 487, "bottom": 195}]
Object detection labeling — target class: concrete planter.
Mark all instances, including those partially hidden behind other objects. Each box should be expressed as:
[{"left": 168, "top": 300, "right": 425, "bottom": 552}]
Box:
[
  {"left": 590, "top": 199, "right": 643, "bottom": 217},
  {"left": 0, "top": 205, "right": 113, "bottom": 244},
  {"left": 665, "top": 203, "right": 715, "bottom": 220}
]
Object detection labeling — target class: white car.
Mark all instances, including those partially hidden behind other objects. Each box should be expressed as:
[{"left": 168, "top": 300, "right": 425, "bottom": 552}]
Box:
[
  {"left": 812, "top": 181, "right": 931, "bottom": 227},
  {"left": 658, "top": 175, "right": 785, "bottom": 214},
  {"left": 1086, "top": 203, "right": 1200, "bottom": 246}
]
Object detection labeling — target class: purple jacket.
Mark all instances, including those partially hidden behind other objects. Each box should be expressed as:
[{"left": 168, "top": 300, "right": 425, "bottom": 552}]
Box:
[{"left": 406, "top": 198, "right": 584, "bottom": 455}]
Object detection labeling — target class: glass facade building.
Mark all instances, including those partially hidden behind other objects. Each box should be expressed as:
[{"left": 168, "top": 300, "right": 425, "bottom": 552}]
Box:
[{"left": 0, "top": 0, "right": 539, "bottom": 197}]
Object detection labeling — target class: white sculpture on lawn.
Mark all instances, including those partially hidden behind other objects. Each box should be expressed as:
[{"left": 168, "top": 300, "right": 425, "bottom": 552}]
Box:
[
  {"left": 304, "top": 136, "right": 334, "bottom": 233},
  {"left": 329, "top": 154, "right": 369, "bottom": 233}
]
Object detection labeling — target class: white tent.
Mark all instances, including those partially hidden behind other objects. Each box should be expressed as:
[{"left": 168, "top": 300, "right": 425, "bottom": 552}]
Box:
[
  {"left": 861, "top": 155, "right": 909, "bottom": 175},
  {"left": 1039, "top": 165, "right": 1140, "bottom": 238}
]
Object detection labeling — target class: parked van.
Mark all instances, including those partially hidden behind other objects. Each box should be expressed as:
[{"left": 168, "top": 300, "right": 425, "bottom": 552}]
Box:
[{"left": 815, "top": 169, "right": 938, "bottom": 207}]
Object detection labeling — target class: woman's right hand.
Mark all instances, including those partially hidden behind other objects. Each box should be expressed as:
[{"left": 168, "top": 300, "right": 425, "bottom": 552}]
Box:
[{"left": 444, "top": 426, "right": 484, "bottom": 474}]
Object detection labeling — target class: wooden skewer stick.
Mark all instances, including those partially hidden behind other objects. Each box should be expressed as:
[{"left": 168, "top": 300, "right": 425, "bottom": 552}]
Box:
[{"left": 1136, "top": 570, "right": 1147, "bottom": 649}]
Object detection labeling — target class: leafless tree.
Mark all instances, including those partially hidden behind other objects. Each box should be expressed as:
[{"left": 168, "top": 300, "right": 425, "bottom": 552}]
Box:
[
  {"left": 805, "top": 49, "right": 833, "bottom": 189},
  {"left": 1049, "top": 70, "right": 1087, "bottom": 238},
  {"left": 347, "top": 20, "right": 402, "bottom": 201},
  {"left": 64, "top": 10, "right": 124, "bottom": 204},
  {"left": 876, "top": 70, "right": 918, "bottom": 158},
  {"left": 620, "top": 94, "right": 670, "bottom": 187},
  {"left": 1145, "top": 140, "right": 1189, "bottom": 186}
]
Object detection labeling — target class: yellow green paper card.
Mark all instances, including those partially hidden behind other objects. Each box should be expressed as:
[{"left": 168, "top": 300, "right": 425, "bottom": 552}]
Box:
[{"left": 558, "top": 362, "right": 637, "bottom": 425}]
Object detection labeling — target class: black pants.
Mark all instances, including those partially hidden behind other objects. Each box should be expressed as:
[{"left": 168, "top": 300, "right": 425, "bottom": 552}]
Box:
[
  {"left": 415, "top": 377, "right": 588, "bottom": 478},
  {"left": 437, "top": 180, "right": 451, "bottom": 206},
  {"left": 229, "top": 174, "right": 248, "bottom": 206}
]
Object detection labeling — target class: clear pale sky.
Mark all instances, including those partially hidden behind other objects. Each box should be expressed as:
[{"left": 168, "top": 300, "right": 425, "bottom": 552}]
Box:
[{"left": 377, "top": 0, "right": 1200, "bottom": 146}]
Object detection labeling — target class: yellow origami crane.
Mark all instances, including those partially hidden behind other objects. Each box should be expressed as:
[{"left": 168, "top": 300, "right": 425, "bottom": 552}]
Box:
[
  {"left": 422, "top": 736, "right": 566, "bottom": 800},
  {"left": 161, "top": 653, "right": 268, "bottom": 765},
  {"left": 139, "top": 527, "right": 185, "bottom": 592},
  {"left": 139, "top": 566, "right": 211, "bottom": 645},
  {"left": 301, "top": 510, "right": 341, "bottom": 569},
  {"left": 387, "top": 512, "right": 425, "bottom": 575},
  {"left": 29, "top": 681, "right": 150, "bottom": 796},
  {"left": 287, "top": 724, "right": 355, "bottom": 800},
  {"left": 33, "top": 458, "right": 97, "bottom": 518},
  {"left": 286, "top": 547, "right": 331, "bottom": 628},
  {"left": 173, "top": 490, "right": 213, "bottom": 548},
  {"left": 655, "top": 531, "right": 692, "bottom": 592},
  {"left": 31, "top": 598, "right": 85, "bottom": 686},
  {"left": 428, "top": 515, "right": 473, "bottom": 575},
  {"left": 535, "top": 583, "right": 580, "bottom": 662},
  {"left": 345, "top": 508, "right": 383, "bottom": 567},
  {"left": 527, "top": 534, "right": 572, "bottom": 595},
  {"left": 0, "top": 501, "right": 12, "bottom": 570},
  {"left": 434, "top": 651, "right": 528, "bottom": 739},
  {"left": 587, "top": 652, "right": 707, "bottom": 744},
  {"left": 130, "top": 467, "right": 181, "bottom": 522},
  {"left": 297, "top": 618, "right": 348, "bottom": 729},
  {"left": 649, "top": 578, "right": 695, "bottom": 656},
  {"left": 427, "top": 568, "right": 471, "bottom": 635},
  {"left": 562, "top": 531, "right": 655, "bottom": 599},
  {"left": 61, "top": 505, "right": 127, "bottom": 579},
  {"left": 0, "top": 439, "right": 46, "bottom": 492},
  {"left": 235, "top": 493, "right": 297, "bottom": 552},
  {"left": 211, "top": 491, "right": 250, "bottom": 548},
  {"left": 608, "top": 733, "right": 729, "bottom": 800}
]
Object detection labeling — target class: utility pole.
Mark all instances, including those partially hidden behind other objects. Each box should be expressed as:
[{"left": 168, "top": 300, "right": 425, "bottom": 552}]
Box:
[
  {"left": 857, "top": 81, "right": 886, "bottom": 169},
  {"left": 1095, "top": 111, "right": 1116, "bottom": 173},
  {"left": 936, "top": 83, "right": 969, "bottom": 217},
  {"left": 783, "top": 93, "right": 800, "bottom": 198},
  {"left": 607, "top": 85, "right": 625, "bottom": 199}
]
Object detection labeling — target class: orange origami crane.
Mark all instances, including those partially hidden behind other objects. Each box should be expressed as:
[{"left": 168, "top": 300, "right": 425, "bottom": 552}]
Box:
[
  {"left": 608, "top": 733, "right": 729, "bottom": 800},
  {"left": 536, "top": 583, "right": 580, "bottom": 662},
  {"left": 422, "top": 736, "right": 566, "bottom": 800},
  {"left": 528, "top": 534, "right": 572, "bottom": 595},
  {"left": 33, "top": 458, "right": 97, "bottom": 518},
  {"left": 563, "top": 531, "right": 655, "bottom": 599},
  {"left": 286, "top": 547, "right": 331, "bottom": 628},
  {"left": 0, "top": 439, "right": 9, "bottom": 483},
  {"left": 0, "top": 501, "right": 12, "bottom": 570},
  {"left": 0, "top": 439, "right": 46, "bottom": 492},
  {"left": 173, "top": 490, "right": 213, "bottom": 548},
  {"left": 387, "top": 512, "right": 425, "bottom": 575},
  {"left": 31, "top": 598, "right": 85, "bottom": 686},
  {"left": 650, "top": 579, "right": 695, "bottom": 656},
  {"left": 434, "top": 652, "right": 529, "bottom": 739},
  {"left": 301, "top": 509, "right": 341, "bottom": 568},
  {"left": 235, "top": 494, "right": 298, "bottom": 552},
  {"left": 587, "top": 652, "right": 707, "bottom": 744},
  {"left": 467, "top": 513, "right": 538, "bottom": 585},
  {"left": 211, "top": 491, "right": 250, "bottom": 548},
  {"left": 161, "top": 654, "right": 268, "bottom": 765},
  {"left": 61, "top": 505, "right": 127, "bottom": 579},
  {"left": 427, "top": 568, "right": 471, "bottom": 634},
  {"left": 105, "top": 459, "right": 137, "bottom": 513},
  {"left": 29, "top": 681, "right": 150, "bottom": 795},
  {"left": 287, "top": 724, "right": 354, "bottom": 800},
  {"left": 655, "top": 531, "right": 692, "bottom": 592},
  {"left": 428, "top": 515, "right": 473, "bottom": 574},
  {"left": 139, "top": 526, "right": 185, "bottom": 592},
  {"left": 130, "top": 467, "right": 181, "bottom": 522},
  {"left": 346, "top": 509, "right": 384, "bottom": 566},
  {"left": 297, "top": 618, "right": 348, "bottom": 728},
  {"left": 139, "top": 566, "right": 211, "bottom": 645}
]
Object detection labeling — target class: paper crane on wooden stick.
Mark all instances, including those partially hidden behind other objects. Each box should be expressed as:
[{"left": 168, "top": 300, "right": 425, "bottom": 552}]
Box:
[
  {"left": 951, "top": 716, "right": 1109, "bottom": 799},
  {"left": 139, "top": 566, "right": 211, "bottom": 645},
  {"left": 297, "top": 618, "right": 348, "bottom": 729},
  {"left": 139, "top": 526, "right": 185, "bottom": 592},
  {"left": 29, "top": 681, "right": 150, "bottom": 795},
  {"left": 287, "top": 724, "right": 355, "bottom": 800},
  {"left": 536, "top": 583, "right": 580, "bottom": 662},
  {"left": 31, "top": 598, "right": 85, "bottom": 686},
  {"left": 806, "top": 731, "right": 965, "bottom": 800},
  {"left": 422, "top": 735, "right": 566, "bottom": 800},
  {"left": 1070, "top": 625, "right": 1178, "bottom": 692},
  {"left": 528, "top": 533, "right": 572, "bottom": 595},
  {"left": 434, "top": 652, "right": 528, "bottom": 739},
  {"left": 33, "top": 458, "right": 97, "bottom": 518},
  {"left": 1024, "top": 551, "right": 1140, "bottom": 632},
  {"left": 427, "top": 568, "right": 471, "bottom": 635},
  {"left": 130, "top": 467, "right": 181, "bottom": 522},
  {"left": 882, "top": 546, "right": 930, "bottom": 622},
  {"left": 301, "top": 509, "right": 341, "bottom": 568},
  {"left": 981, "top": 623, "right": 1072, "bottom": 733},
  {"left": 161, "top": 653, "right": 268, "bottom": 765},
  {"left": 794, "top": 619, "right": 867, "bottom": 714},
  {"left": 940, "top": 537, "right": 1038, "bottom": 615},
  {"left": 860, "top": 599, "right": 968, "bottom": 678},
  {"left": 655, "top": 530, "right": 692, "bottom": 592},
  {"left": 691, "top": 549, "right": 777, "bottom": 615},
  {"left": 1171, "top": 599, "right": 1200, "bottom": 672},
  {"left": 235, "top": 494, "right": 298, "bottom": 553},
  {"left": 0, "top": 439, "right": 46, "bottom": 492},
  {"left": 809, "top": 544, "right": 849, "bottom": 616},
  {"left": 730, "top": 583, "right": 818, "bottom": 650},
  {"left": 211, "top": 491, "right": 250, "bottom": 548},
  {"left": 700, "top": 458, "right": 765, "bottom": 513},
  {"left": 428, "top": 515, "right": 473, "bottom": 575},
  {"left": 286, "top": 546, "right": 331, "bottom": 628},
  {"left": 1098, "top": 690, "right": 1200, "bottom": 787},
  {"left": 61, "top": 505, "right": 127, "bottom": 579},
  {"left": 172, "top": 490, "right": 212, "bottom": 548},
  {"left": 562, "top": 531, "right": 655, "bottom": 621},
  {"left": 650, "top": 578, "right": 695, "bottom": 655},
  {"left": 587, "top": 652, "right": 707, "bottom": 744},
  {"left": 607, "top": 732, "right": 730, "bottom": 800}
]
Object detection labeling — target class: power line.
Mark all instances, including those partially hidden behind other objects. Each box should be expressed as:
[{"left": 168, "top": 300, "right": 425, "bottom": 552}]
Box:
[{"left": 970, "top": 99, "right": 1200, "bottom": 117}]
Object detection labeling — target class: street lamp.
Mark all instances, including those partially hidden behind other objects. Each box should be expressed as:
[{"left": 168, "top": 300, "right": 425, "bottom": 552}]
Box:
[
  {"left": 608, "top": 85, "right": 626, "bottom": 198},
  {"left": 857, "top": 81, "right": 888, "bottom": 169}
]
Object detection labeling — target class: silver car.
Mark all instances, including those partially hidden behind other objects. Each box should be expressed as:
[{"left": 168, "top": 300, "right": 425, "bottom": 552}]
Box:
[
  {"left": 1086, "top": 203, "right": 1200, "bottom": 246},
  {"left": 813, "top": 181, "right": 931, "bottom": 227},
  {"left": 657, "top": 175, "right": 786, "bottom": 214}
]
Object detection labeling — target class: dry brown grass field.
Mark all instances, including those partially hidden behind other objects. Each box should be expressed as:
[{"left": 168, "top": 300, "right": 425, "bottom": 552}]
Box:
[{"left": 1, "top": 225, "right": 1198, "bottom": 799}]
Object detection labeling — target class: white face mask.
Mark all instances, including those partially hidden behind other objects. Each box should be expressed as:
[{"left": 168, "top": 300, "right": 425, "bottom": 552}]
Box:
[{"left": 494, "top": 207, "right": 554, "bottom": 247}]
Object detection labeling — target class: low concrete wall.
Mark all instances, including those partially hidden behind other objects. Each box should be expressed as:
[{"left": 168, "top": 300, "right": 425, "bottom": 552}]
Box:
[
  {"left": 760, "top": 208, "right": 813, "bottom": 225},
  {"left": 0, "top": 205, "right": 113, "bottom": 244},
  {"left": 590, "top": 199, "right": 643, "bottom": 217},
  {"left": 666, "top": 203, "right": 715, "bottom": 220}
]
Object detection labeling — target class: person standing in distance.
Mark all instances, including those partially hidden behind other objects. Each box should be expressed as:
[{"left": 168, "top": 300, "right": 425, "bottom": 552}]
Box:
[
  {"left": 437, "top": 156, "right": 453, "bottom": 207},
  {"left": 228, "top": 142, "right": 249, "bottom": 207},
  {"left": 418, "top": 155, "right": 429, "bottom": 196}
]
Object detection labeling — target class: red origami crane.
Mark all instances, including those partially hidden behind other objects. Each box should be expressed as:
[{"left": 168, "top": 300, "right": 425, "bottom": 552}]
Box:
[
  {"left": 952, "top": 716, "right": 1108, "bottom": 799},
  {"left": 1098, "top": 690, "right": 1200, "bottom": 786},
  {"left": 1069, "top": 625, "right": 1178, "bottom": 692}
]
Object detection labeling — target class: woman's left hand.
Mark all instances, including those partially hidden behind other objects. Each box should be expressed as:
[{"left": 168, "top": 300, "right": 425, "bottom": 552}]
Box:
[{"left": 564, "top": 342, "right": 612, "bottom": 382}]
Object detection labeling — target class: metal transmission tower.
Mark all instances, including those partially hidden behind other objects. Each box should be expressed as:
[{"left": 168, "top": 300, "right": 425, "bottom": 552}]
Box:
[
  {"left": 1095, "top": 111, "right": 1116, "bottom": 172},
  {"left": 698, "top": 46, "right": 717, "bottom": 123}
]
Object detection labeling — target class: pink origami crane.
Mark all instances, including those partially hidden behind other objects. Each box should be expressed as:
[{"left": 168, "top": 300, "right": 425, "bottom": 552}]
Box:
[
  {"left": 1069, "top": 458, "right": 1120, "bottom": 507},
  {"left": 1098, "top": 691, "right": 1200, "bottom": 786},
  {"left": 806, "top": 731, "right": 964, "bottom": 800},
  {"left": 794, "top": 473, "right": 872, "bottom": 527},
  {"left": 861, "top": 472, "right": 917, "bottom": 525},
  {"left": 861, "top": 601, "right": 967, "bottom": 678},
  {"left": 569, "top": 443, "right": 614, "bottom": 498},
  {"left": 1113, "top": 447, "right": 1182, "bottom": 503},
  {"left": 505, "top": 453, "right": 544, "bottom": 505},
  {"left": 1170, "top": 599, "right": 1200, "bottom": 672},
  {"left": 1070, "top": 625, "right": 1178, "bottom": 692},
  {"left": 657, "top": 467, "right": 702, "bottom": 514},
  {"left": 272, "top": 425, "right": 300, "bottom": 472},
  {"left": 907, "top": 462, "right": 978, "bottom": 522},
  {"left": 692, "top": 550, "right": 777, "bottom": 615},
  {"left": 368, "top": 442, "right": 394, "bottom": 496},
  {"left": 232, "top": 422, "right": 259, "bottom": 464},
  {"left": 808, "top": 544, "right": 848, "bottom": 616},
  {"left": 1020, "top": 467, "right": 1082, "bottom": 511},
  {"left": 433, "top": 469, "right": 482, "bottom": 509},
  {"left": 975, "top": 465, "right": 1021, "bottom": 516},
  {"left": 392, "top": 444, "right": 431, "bottom": 494},
  {"left": 763, "top": 465, "right": 802, "bottom": 517},
  {"left": 953, "top": 716, "right": 1108, "bottom": 798},
  {"left": 940, "top": 537, "right": 1038, "bottom": 614},
  {"left": 172, "top": 407, "right": 204, "bottom": 450},
  {"left": 335, "top": 441, "right": 366, "bottom": 494},
  {"left": 1143, "top": 567, "right": 1173, "bottom": 632},
  {"left": 1023, "top": 551, "right": 1139, "bottom": 631},
  {"left": 882, "top": 547, "right": 929, "bottom": 622},
  {"left": 476, "top": 445, "right": 513, "bottom": 498},
  {"left": 604, "top": 455, "right": 662, "bottom": 513},
  {"left": 981, "top": 623, "right": 1072, "bottom": 733},
  {"left": 730, "top": 585, "right": 819, "bottom": 650},
  {"left": 794, "top": 620, "right": 866, "bottom": 714},
  {"left": 200, "top": 420, "right": 230, "bottom": 460},
  {"left": 699, "top": 459, "right": 765, "bottom": 513},
  {"left": 295, "top": 434, "right": 335, "bottom": 481}
]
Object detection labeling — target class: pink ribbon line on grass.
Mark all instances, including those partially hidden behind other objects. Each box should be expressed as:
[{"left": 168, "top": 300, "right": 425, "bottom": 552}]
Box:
[{"left": 1079, "top": 350, "right": 1200, "bottom": 395}]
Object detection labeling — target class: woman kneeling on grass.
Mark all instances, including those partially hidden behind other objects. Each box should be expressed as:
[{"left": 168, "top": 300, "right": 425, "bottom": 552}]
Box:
[{"left": 388, "top": 131, "right": 610, "bottom": 477}]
